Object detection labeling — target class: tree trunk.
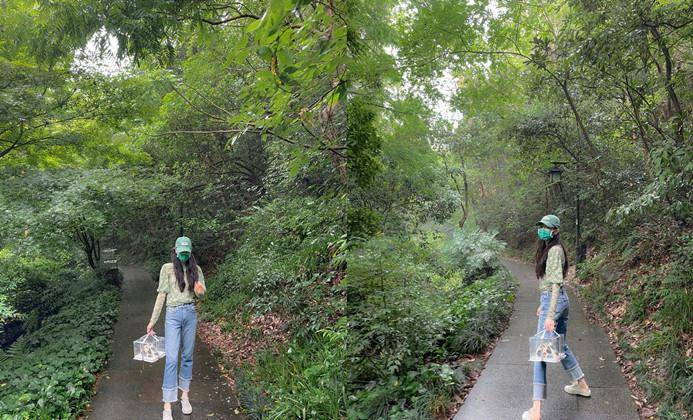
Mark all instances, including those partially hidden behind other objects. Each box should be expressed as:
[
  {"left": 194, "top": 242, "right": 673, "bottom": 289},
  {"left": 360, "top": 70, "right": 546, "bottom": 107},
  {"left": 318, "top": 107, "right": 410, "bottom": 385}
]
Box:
[
  {"left": 76, "top": 228, "right": 98, "bottom": 270},
  {"left": 442, "top": 152, "right": 469, "bottom": 229},
  {"left": 459, "top": 156, "right": 470, "bottom": 229},
  {"left": 622, "top": 84, "right": 651, "bottom": 162},
  {"left": 559, "top": 80, "right": 599, "bottom": 159},
  {"left": 648, "top": 25, "right": 684, "bottom": 143}
]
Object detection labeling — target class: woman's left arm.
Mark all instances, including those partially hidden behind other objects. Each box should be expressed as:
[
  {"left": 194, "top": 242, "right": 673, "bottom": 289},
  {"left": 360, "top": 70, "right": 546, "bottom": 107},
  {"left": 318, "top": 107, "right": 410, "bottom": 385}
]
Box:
[
  {"left": 194, "top": 266, "right": 206, "bottom": 297},
  {"left": 544, "top": 246, "right": 564, "bottom": 331}
]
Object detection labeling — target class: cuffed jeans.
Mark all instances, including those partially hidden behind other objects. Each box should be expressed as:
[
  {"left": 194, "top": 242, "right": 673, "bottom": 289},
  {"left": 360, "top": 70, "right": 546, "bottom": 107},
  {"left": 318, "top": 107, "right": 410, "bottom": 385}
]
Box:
[
  {"left": 533, "top": 287, "right": 585, "bottom": 400},
  {"left": 162, "top": 302, "right": 197, "bottom": 403}
]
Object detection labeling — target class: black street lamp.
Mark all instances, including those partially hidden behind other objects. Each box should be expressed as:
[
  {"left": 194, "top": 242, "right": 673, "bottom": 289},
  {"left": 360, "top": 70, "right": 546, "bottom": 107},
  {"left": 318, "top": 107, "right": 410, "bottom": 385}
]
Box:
[
  {"left": 549, "top": 164, "right": 564, "bottom": 185},
  {"left": 548, "top": 164, "right": 564, "bottom": 199},
  {"left": 545, "top": 161, "right": 566, "bottom": 204}
]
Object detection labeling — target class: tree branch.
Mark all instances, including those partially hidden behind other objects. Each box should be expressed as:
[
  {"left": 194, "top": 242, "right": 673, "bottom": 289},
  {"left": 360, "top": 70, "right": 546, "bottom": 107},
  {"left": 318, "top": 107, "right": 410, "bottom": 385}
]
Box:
[
  {"left": 169, "top": 82, "right": 227, "bottom": 122},
  {"left": 199, "top": 13, "right": 260, "bottom": 25}
]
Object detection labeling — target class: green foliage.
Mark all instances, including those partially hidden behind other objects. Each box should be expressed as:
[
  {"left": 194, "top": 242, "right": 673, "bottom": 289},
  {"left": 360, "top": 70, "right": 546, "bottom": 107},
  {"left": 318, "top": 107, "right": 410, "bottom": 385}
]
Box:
[
  {"left": 347, "top": 231, "right": 516, "bottom": 418},
  {"left": 356, "top": 2, "right": 690, "bottom": 414},
  {"left": 349, "top": 101, "right": 458, "bottom": 236},
  {"left": 0, "top": 276, "right": 120, "bottom": 418},
  {"left": 0, "top": 247, "right": 71, "bottom": 341},
  {"left": 199, "top": 157, "right": 347, "bottom": 415},
  {"left": 237, "top": 320, "right": 346, "bottom": 420},
  {"left": 39, "top": 0, "right": 347, "bottom": 169},
  {"left": 0, "top": 167, "right": 174, "bottom": 269},
  {"left": 3, "top": 1, "right": 348, "bottom": 419},
  {"left": 203, "top": 193, "right": 345, "bottom": 333},
  {"left": 0, "top": 9, "right": 156, "bottom": 168},
  {"left": 347, "top": 99, "right": 383, "bottom": 189},
  {"left": 8, "top": 0, "right": 689, "bottom": 418},
  {"left": 445, "top": 270, "right": 516, "bottom": 354},
  {"left": 443, "top": 229, "right": 506, "bottom": 282}
]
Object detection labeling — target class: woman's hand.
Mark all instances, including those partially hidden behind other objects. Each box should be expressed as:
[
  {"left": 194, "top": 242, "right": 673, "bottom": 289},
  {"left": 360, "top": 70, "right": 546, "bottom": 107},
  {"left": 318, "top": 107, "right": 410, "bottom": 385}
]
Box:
[
  {"left": 194, "top": 281, "right": 205, "bottom": 296},
  {"left": 536, "top": 306, "right": 541, "bottom": 316},
  {"left": 544, "top": 318, "right": 555, "bottom": 332},
  {"left": 146, "top": 322, "right": 154, "bottom": 335}
]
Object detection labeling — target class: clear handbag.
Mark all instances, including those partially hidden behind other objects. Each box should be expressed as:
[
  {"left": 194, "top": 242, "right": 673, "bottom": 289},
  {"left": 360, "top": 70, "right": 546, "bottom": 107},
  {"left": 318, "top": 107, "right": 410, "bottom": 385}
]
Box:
[
  {"left": 529, "top": 329, "right": 565, "bottom": 363},
  {"left": 133, "top": 333, "right": 166, "bottom": 363}
]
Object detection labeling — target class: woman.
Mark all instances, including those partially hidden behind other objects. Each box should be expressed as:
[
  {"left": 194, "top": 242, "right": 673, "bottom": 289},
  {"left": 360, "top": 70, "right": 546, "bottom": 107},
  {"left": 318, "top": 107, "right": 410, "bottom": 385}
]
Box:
[
  {"left": 147, "top": 235, "right": 206, "bottom": 420},
  {"left": 523, "top": 215, "right": 591, "bottom": 420}
]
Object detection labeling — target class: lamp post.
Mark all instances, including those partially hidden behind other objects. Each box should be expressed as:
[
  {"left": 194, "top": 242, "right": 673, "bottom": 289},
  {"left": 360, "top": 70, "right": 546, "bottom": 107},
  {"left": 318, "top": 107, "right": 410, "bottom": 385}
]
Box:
[
  {"left": 575, "top": 191, "right": 586, "bottom": 264},
  {"left": 548, "top": 164, "right": 564, "bottom": 198}
]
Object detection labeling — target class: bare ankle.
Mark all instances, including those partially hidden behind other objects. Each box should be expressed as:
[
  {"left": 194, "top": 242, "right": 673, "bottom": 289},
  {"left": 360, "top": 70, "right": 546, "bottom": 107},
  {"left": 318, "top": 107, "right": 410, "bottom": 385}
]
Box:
[{"left": 530, "top": 401, "right": 541, "bottom": 419}]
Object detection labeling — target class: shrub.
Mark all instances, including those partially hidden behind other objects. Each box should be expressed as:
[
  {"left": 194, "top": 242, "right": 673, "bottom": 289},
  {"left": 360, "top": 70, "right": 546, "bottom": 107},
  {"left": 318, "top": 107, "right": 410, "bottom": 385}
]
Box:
[
  {"left": 347, "top": 230, "right": 516, "bottom": 418},
  {"left": 201, "top": 192, "right": 347, "bottom": 417},
  {"left": 445, "top": 271, "right": 516, "bottom": 355},
  {"left": 0, "top": 276, "right": 120, "bottom": 418},
  {"left": 203, "top": 193, "right": 345, "bottom": 334},
  {"left": 443, "top": 228, "right": 507, "bottom": 282}
]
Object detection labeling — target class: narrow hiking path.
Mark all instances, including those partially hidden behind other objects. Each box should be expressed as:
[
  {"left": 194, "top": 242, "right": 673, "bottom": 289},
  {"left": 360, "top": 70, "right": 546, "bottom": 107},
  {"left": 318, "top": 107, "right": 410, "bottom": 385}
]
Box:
[
  {"left": 86, "top": 266, "right": 243, "bottom": 420},
  {"left": 454, "top": 259, "right": 639, "bottom": 420}
]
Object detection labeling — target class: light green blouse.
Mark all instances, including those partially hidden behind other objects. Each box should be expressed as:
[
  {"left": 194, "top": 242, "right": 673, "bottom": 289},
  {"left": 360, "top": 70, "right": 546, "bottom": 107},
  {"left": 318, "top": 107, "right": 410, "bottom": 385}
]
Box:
[
  {"left": 148, "top": 262, "right": 206, "bottom": 327},
  {"left": 539, "top": 245, "right": 565, "bottom": 320},
  {"left": 539, "top": 245, "right": 565, "bottom": 292},
  {"left": 156, "top": 262, "right": 206, "bottom": 307}
]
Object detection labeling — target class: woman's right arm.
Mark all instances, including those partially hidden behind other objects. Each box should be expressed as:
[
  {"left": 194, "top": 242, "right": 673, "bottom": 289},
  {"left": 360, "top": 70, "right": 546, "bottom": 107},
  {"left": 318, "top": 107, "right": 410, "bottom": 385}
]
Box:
[
  {"left": 147, "top": 264, "right": 170, "bottom": 333},
  {"left": 147, "top": 292, "right": 167, "bottom": 333}
]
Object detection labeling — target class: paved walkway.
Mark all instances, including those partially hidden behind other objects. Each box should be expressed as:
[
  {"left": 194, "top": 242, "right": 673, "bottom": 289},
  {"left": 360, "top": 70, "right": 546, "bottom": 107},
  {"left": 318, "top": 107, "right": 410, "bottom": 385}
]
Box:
[
  {"left": 86, "top": 266, "right": 242, "bottom": 420},
  {"left": 454, "top": 259, "right": 639, "bottom": 420}
]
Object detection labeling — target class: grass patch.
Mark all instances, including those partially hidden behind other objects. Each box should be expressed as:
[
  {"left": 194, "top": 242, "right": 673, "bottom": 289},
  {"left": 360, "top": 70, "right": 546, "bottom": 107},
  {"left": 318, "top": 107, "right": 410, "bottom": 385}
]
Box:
[{"left": 235, "top": 320, "right": 346, "bottom": 420}]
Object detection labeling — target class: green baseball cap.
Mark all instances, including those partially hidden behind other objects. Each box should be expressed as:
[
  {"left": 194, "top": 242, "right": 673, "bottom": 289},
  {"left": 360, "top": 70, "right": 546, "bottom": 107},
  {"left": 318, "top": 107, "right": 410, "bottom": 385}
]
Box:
[
  {"left": 175, "top": 236, "right": 192, "bottom": 253},
  {"left": 536, "top": 214, "right": 561, "bottom": 228}
]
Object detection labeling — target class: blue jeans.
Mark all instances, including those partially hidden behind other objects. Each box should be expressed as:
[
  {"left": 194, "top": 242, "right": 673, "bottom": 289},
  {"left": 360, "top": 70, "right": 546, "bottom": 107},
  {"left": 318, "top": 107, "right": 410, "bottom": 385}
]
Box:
[
  {"left": 163, "top": 302, "right": 197, "bottom": 402},
  {"left": 533, "top": 287, "right": 585, "bottom": 400}
]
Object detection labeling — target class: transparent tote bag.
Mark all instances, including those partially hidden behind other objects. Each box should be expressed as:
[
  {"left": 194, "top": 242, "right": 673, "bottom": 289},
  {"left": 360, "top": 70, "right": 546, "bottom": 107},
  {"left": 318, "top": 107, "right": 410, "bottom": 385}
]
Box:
[
  {"left": 529, "top": 329, "right": 565, "bottom": 363},
  {"left": 133, "top": 333, "right": 165, "bottom": 363}
]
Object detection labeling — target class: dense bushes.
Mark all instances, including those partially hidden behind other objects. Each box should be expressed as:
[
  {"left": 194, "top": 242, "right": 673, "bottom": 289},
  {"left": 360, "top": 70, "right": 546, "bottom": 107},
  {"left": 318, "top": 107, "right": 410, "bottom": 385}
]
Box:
[
  {"left": 0, "top": 249, "right": 66, "bottom": 345},
  {"left": 203, "top": 193, "right": 345, "bottom": 333},
  {"left": 347, "top": 228, "right": 516, "bottom": 418},
  {"left": 200, "top": 192, "right": 347, "bottom": 417},
  {"left": 0, "top": 274, "right": 120, "bottom": 418}
]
